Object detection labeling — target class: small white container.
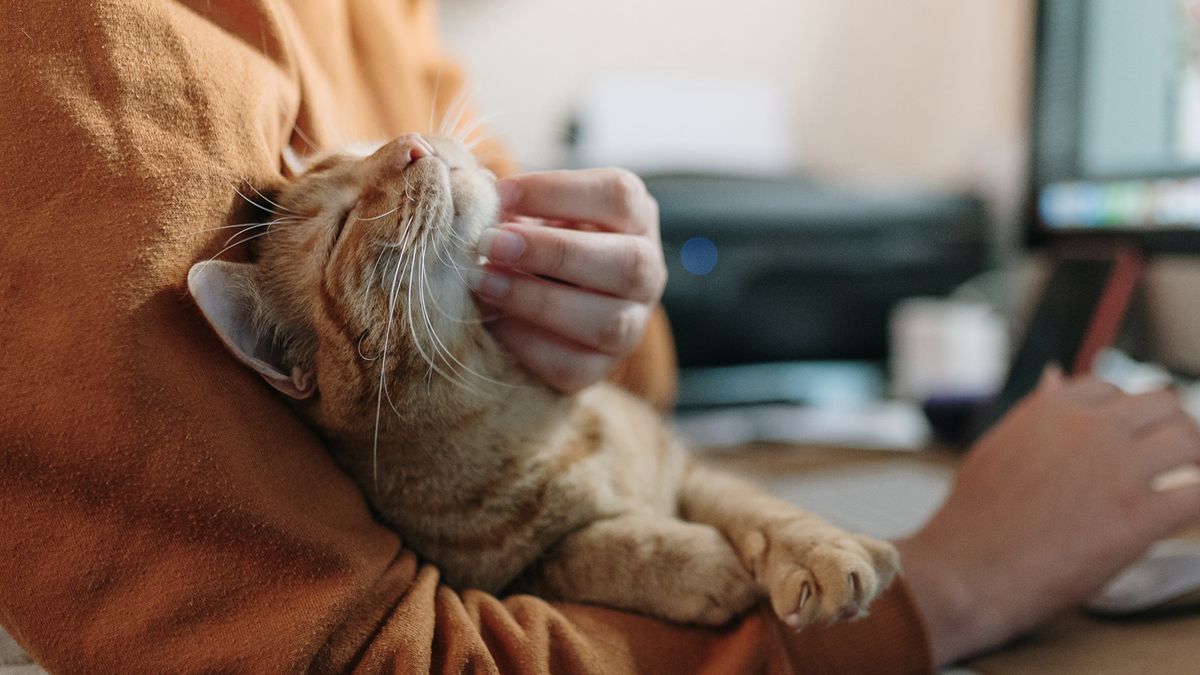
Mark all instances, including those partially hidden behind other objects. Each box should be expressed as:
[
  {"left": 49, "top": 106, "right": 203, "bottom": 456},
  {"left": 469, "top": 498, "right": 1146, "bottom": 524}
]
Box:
[{"left": 890, "top": 298, "right": 1009, "bottom": 402}]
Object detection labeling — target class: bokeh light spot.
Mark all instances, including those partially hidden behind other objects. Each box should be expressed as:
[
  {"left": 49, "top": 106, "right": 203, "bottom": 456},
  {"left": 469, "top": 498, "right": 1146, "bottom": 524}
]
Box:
[{"left": 680, "top": 237, "right": 718, "bottom": 275}]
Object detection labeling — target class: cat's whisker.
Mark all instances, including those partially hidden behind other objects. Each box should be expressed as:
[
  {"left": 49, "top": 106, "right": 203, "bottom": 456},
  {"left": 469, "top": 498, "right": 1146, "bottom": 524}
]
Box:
[
  {"left": 427, "top": 65, "right": 443, "bottom": 135},
  {"left": 356, "top": 330, "right": 379, "bottom": 362},
  {"left": 441, "top": 89, "right": 473, "bottom": 140},
  {"left": 429, "top": 240, "right": 489, "bottom": 313},
  {"left": 364, "top": 246, "right": 392, "bottom": 304},
  {"left": 246, "top": 182, "right": 300, "bottom": 215},
  {"left": 222, "top": 222, "right": 271, "bottom": 247},
  {"left": 365, "top": 247, "right": 397, "bottom": 307},
  {"left": 232, "top": 186, "right": 289, "bottom": 218},
  {"left": 416, "top": 243, "right": 492, "bottom": 394},
  {"left": 439, "top": 88, "right": 471, "bottom": 138},
  {"left": 417, "top": 236, "right": 475, "bottom": 341},
  {"left": 417, "top": 236, "right": 526, "bottom": 390},
  {"left": 372, "top": 250, "right": 411, "bottom": 491},
  {"left": 187, "top": 217, "right": 300, "bottom": 239},
  {"left": 443, "top": 232, "right": 478, "bottom": 254},
  {"left": 454, "top": 115, "right": 490, "bottom": 146},
  {"left": 428, "top": 229, "right": 472, "bottom": 274},
  {"left": 382, "top": 255, "right": 427, "bottom": 417},
  {"left": 414, "top": 247, "right": 463, "bottom": 387},
  {"left": 358, "top": 205, "right": 401, "bottom": 222},
  {"left": 469, "top": 146, "right": 509, "bottom": 163},
  {"left": 439, "top": 218, "right": 479, "bottom": 249},
  {"left": 402, "top": 232, "right": 468, "bottom": 390},
  {"left": 205, "top": 227, "right": 275, "bottom": 263},
  {"left": 402, "top": 174, "right": 418, "bottom": 204},
  {"left": 408, "top": 227, "right": 481, "bottom": 392},
  {"left": 293, "top": 124, "right": 319, "bottom": 154},
  {"left": 369, "top": 214, "right": 415, "bottom": 305},
  {"left": 220, "top": 217, "right": 293, "bottom": 247}
]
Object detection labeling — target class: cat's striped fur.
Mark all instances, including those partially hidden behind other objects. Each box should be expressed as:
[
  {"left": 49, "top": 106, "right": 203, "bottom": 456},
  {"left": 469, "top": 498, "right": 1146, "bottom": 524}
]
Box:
[{"left": 189, "top": 134, "right": 900, "bottom": 627}]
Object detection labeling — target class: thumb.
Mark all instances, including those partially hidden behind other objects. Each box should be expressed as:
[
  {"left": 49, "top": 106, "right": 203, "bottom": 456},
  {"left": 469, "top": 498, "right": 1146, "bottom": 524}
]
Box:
[{"left": 1038, "top": 362, "right": 1065, "bottom": 390}]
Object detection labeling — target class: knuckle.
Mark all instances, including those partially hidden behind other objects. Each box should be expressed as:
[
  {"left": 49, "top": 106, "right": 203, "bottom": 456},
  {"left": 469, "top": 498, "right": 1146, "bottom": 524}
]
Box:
[
  {"left": 596, "top": 305, "right": 643, "bottom": 355},
  {"left": 1171, "top": 418, "right": 1200, "bottom": 451},
  {"left": 619, "top": 241, "right": 662, "bottom": 299},
  {"left": 542, "top": 229, "right": 571, "bottom": 274},
  {"left": 545, "top": 358, "right": 581, "bottom": 393},
  {"left": 545, "top": 356, "right": 603, "bottom": 394},
  {"left": 1173, "top": 423, "right": 1200, "bottom": 450},
  {"left": 1156, "top": 410, "right": 1192, "bottom": 433},
  {"left": 607, "top": 168, "right": 647, "bottom": 221},
  {"left": 513, "top": 278, "right": 553, "bottom": 319}
]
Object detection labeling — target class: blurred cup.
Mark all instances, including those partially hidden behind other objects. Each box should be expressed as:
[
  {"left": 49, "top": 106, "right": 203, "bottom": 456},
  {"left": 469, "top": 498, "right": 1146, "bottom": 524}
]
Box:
[{"left": 890, "top": 298, "right": 1009, "bottom": 403}]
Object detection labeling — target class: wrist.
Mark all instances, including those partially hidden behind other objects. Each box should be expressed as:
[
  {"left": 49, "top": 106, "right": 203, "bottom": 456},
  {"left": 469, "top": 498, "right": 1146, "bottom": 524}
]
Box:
[{"left": 893, "top": 532, "right": 996, "bottom": 666}]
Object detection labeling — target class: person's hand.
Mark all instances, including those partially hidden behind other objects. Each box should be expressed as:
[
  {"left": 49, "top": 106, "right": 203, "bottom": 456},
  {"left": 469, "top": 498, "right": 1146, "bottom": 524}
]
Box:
[
  {"left": 896, "top": 368, "right": 1200, "bottom": 665},
  {"left": 469, "top": 169, "right": 666, "bottom": 393}
]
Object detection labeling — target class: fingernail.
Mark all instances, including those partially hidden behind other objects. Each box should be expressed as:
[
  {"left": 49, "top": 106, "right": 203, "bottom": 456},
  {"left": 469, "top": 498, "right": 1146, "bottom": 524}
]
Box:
[
  {"left": 465, "top": 267, "right": 511, "bottom": 298},
  {"left": 477, "top": 227, "right": 526, "bottom": 263},
  {"left": 497, "top": 179, "right": 520, "bottom": 209}
]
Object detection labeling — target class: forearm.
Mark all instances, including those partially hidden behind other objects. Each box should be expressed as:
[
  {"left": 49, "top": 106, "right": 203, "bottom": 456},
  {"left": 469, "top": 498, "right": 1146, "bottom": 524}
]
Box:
[{"left": 893, "top": 535, "right": 1005, "bottom": 666}]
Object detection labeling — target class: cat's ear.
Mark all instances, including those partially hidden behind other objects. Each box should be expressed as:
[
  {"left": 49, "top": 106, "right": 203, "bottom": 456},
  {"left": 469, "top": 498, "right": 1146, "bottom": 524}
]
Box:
[{"left": 187, "top": 261, "right": 315, "bottom": 399}]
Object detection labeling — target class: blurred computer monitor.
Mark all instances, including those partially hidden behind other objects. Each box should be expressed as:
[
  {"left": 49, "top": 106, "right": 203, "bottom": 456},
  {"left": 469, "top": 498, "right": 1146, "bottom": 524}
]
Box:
[
  {"left": 976, "top": 0, "right": 1200, "bottom": 439},
  {"left": 1029, "top": 0, "right": 1200, "bottom": 251}
]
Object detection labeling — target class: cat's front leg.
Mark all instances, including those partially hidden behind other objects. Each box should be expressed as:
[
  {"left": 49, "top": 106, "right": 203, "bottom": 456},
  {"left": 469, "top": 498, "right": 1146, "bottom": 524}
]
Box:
[
  {"left": 515, "top": 513, "right": 760, "bottom": 626},
  {"left": 678, "top": 462, "right": 900, "bottom": 629}
]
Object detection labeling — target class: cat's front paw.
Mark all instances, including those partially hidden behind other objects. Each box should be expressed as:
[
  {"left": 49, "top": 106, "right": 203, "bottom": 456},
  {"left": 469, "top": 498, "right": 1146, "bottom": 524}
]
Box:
[
  {"left": 743, "top": 524, "right": 899, "bottom": 629},
  {"left": 659, "top": 530, "right": 761, "bottom": 626}
]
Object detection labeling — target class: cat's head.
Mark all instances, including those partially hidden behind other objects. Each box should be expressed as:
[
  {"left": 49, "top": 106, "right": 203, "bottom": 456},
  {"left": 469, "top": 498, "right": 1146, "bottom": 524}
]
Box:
[{"left": 188, "top": 134, "right": 502, "bottom": 428}]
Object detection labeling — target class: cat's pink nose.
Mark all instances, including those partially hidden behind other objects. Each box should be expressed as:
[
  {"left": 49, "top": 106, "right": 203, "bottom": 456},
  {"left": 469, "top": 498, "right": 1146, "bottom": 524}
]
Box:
[{"left": 389, "top": 133, "right": 433, "bottom": 169}]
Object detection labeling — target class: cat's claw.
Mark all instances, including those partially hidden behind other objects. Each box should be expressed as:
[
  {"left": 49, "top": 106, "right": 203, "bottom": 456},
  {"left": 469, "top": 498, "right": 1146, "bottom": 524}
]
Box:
[{"left": 746, "top": 527, "right": 900, "bottom": 629}]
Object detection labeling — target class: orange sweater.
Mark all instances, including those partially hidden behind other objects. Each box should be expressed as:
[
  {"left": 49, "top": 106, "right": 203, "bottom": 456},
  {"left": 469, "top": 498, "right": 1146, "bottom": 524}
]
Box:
[{"left": 0, "top": 2, "right": 932, "bottom": 672}]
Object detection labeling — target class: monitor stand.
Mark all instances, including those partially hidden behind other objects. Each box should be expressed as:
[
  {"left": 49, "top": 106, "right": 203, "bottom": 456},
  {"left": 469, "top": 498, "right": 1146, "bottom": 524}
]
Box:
[{"left": 969, "top": 246, "right": 1146, "bottom": 440}]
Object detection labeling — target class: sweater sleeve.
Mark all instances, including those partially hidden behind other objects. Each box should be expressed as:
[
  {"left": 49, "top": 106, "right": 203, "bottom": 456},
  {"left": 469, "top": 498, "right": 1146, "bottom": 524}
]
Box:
[{"left": 0, "top": 2, "right": 931, "bottom": 673}]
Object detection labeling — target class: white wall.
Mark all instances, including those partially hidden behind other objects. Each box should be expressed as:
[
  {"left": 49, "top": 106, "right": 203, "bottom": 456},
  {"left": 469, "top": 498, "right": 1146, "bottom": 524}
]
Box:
[
  {"left": 440, "top": 2, "right": 1200, "bottom": 374},
  {"left": 441, "top": 0, "right": 1033, "bottom": 191}
]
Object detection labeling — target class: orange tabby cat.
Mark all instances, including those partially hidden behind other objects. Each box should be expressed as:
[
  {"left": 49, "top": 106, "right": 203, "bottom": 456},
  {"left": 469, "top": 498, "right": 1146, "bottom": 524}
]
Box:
[{"left": 187, "top": 134, "right": 900, "bottom": 628}]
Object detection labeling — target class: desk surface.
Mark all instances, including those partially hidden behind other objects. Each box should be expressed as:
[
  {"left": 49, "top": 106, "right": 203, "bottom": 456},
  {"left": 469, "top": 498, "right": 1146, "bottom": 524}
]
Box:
[{"left": 700, "top": 444, "right": 1200, "bottom": 675}]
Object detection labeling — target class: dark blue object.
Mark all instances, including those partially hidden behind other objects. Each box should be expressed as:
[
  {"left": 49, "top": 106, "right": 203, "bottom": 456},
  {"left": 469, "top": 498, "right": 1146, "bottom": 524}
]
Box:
[{"left": 680, "top": 237, "right": 718, "bottom": 275}]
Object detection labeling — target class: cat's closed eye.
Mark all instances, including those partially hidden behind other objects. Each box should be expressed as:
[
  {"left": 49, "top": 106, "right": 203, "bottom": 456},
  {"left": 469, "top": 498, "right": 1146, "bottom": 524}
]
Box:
[{"left": 331, "top": 207, "right": 352, "bottom": 242}]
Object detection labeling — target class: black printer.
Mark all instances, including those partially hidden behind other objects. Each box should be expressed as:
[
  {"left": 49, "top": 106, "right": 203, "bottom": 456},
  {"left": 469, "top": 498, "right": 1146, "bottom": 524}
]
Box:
[{"left": 645, "top": 175, "right": 990, "bottom": 369}]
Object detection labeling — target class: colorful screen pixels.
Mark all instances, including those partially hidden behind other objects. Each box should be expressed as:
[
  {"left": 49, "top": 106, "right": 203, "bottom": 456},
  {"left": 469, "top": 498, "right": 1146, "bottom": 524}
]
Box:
[{"left": 1040, "top": 179, "right": 1200, "bottom": 229}]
